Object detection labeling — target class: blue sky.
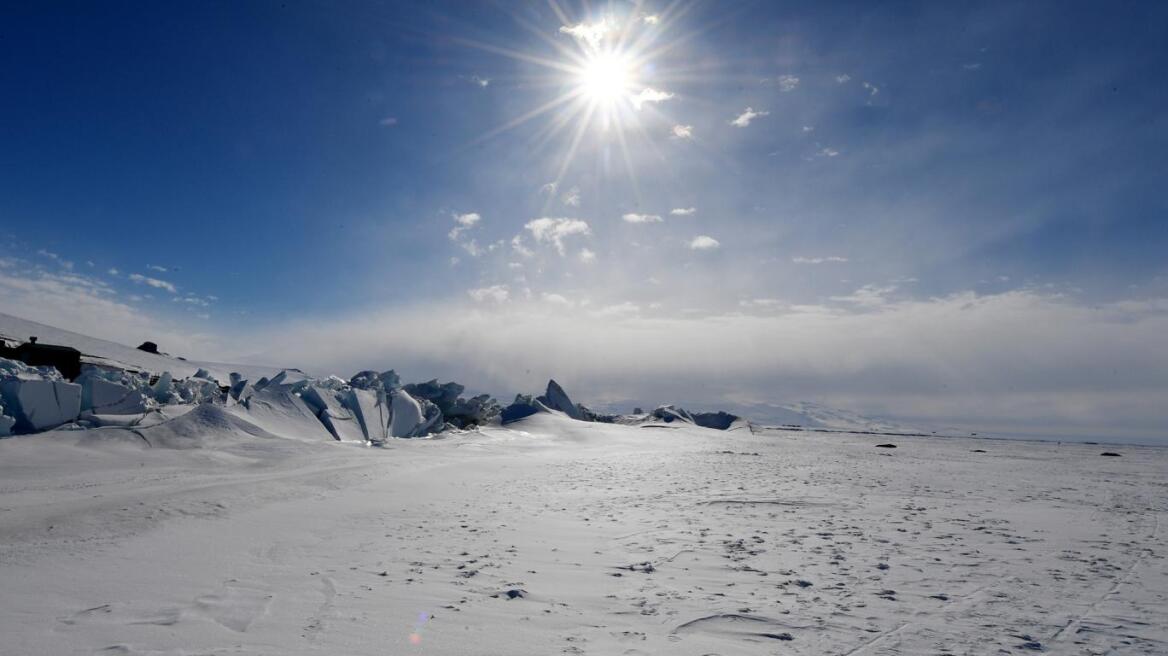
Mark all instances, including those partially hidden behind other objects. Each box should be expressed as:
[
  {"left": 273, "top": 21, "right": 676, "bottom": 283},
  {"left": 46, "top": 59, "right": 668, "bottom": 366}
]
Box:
[{"left": 1, "top": 1, "right": 1166, "bottom": 439}]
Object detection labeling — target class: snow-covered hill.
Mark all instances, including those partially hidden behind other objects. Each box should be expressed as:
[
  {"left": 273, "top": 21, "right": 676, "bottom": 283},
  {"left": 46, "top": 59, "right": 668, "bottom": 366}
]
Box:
[{"left": 0, "top": 311, "right": 287, "bottom": 383}]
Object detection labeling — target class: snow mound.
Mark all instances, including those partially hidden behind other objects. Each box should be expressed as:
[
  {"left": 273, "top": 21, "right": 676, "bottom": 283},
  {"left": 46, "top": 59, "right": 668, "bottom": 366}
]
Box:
[{"left": 133, "top": 404, "right": 279, "bottom": 449}]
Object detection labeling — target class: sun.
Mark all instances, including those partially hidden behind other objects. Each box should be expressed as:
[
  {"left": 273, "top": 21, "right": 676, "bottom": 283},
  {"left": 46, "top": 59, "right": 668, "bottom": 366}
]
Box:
[
  {"left": 461, "top": 7, "right": 682, "bottom": 191},
  {"left": 578, "top": 52, "right": 634, "bottom": 105}
]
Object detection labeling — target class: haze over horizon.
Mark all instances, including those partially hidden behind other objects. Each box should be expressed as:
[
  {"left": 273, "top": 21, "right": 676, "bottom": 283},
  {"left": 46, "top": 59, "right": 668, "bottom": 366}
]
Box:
[{"left": 1, "top": 1, "right": 1165, "bottom": 440}]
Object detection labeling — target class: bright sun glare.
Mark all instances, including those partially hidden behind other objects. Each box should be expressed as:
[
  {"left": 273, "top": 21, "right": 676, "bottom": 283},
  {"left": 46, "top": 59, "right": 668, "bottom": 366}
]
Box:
[
  {"left": 466, "top": 8, "right": 677, "bottom": 193},
  {"left": 579, "top": 53, "right": 633, "bottom": 105}
]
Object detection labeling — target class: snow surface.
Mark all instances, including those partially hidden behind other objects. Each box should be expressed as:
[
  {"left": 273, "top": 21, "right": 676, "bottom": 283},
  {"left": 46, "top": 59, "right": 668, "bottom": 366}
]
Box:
[{"left": 1, "top": 412, "right": 1165, "bottom": 655}]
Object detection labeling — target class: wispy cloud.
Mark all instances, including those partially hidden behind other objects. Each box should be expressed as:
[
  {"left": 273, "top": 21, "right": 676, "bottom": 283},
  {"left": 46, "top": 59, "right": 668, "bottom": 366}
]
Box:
[
  {"left": 542, "top": 292, "right": 572, "bottom": 306},
  {"left": 578, "top": 248, "right": 596, "bottom": 264},
  {"left": 562, "top": 186, "right": 581, "bottom": 207},
  {"left": 0, "top": 261, "right": 218, "bottom": 358},
  {"left": 792, "top": 256, "right": 848, "bottom": 264},
  {"left": 379, "top": 116, "right": 398, "bottom": 127},
  {"left": 730, "top": 107, "right": 768, "bottom": 127},
  {"left": 622, "top": 213, "right": 662, "bottom": 223},
  {"left": 511, "top": 235, "right": 534, "bottom": 258},
  {"left": 670, "top": 207, "right": 696, "bottom": 216},
  {"left": 525, "top": 217, "right": 591, "bottom": 255},
  {"left": 468, "top": 74, "right": 491, "bottom": 87},
  {"left": 128, "top": 273, "right": 177, "bottom": 294},
  {"left": 36, "top": 249, "right": 73, "bottom": 270},
  {"left": 467, "top": 285, "right": 509, "bottom": 303},
  {"left": 559, "top": 19, "right": 614, "bottom": 50},
  {"left": 454, "top": 212, "right": 481, "bottom": 227},
  {"left": 641, "top": 14, "right": 660, "bottom": 25},
  {"left": 448, "top": 211, "right": 483, "bottom": 247},
  {"left": 671, "top": 124, "right": 694, "bottom": 139},
  {"left": 830, "top": 284, "right": 897, "bottom": 307},
  {"left": 631, "top": 87, "right": 673, "bottom": 110},
  {"left": 689, "top": 235, "right": 720, "bottom": 250},
  {"left": 862, "top": 81, "right": 879, "bottom": 98},
  {"left": 777, "top": 74, "right": 800, "bottom": 92},
  {"left": 835, "top": 74, "right": 851, "bottom": 83}
]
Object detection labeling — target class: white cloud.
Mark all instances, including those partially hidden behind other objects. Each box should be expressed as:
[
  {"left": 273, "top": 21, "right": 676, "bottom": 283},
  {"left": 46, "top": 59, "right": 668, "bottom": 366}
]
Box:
[
  {"left": 670, "top": 207, "right": 696, "bottom": 216},
  {"left": 36, "top": 249, "right": 73, "bottom": 270},
  {"left": 511, "top": 235, "right": 534, "bottom": 258},
  {"left": 739, "top": 298, "right": 785, "bottom": 308},
  {"left": 467, "top": 285, "right": 510, "bottom": 303},
  {"left": 963, "top": 63, "right": 981, "bottom": 71},
  {"left": 562, "top": 187, "right": 581, "bottom": 207},
  {"left": 830, "top": 284, "right": 897, "bottom": 307},
  {"left": 128, "top": 273, "right": 178, "bottom": 294},
  {"left": 642, "top": 14, "right": 660, "bottom": 25},
  {"left": 777, "top": 74, "right": 800, "bottom": 92},
  {"left": 671, "top": 124, "right": 694, "bottom": 139},
  {"left": 730, "top": 107, "right": 769, "bottom": 127},
  {"left": 542, "top": 292, "right": 572, "bottom": 306},
  {"left": 540, "top": 181, "right": 557, "bottom": 196},
  {"left": 802, "top": 125, "right": 815, "bottom": 133},
  {"left": 459, "top": 239, "right": 483, "bottom": 257},
  {"left": 835, "top": 74, "right": 851, "bottom": 83},
  {"left": 862, "top": 81, "right": 879, "bottom": 97},
  {"left": 107, "top": 268, "right": 120, "bottom": 276},
  {"left": 792, "top": 256, "right": 848, "bottom": 264},
  {"left": 595, "top": 301, "right": 640, "bottom": 317},
  {"left": 448, "top": 212, "right": 483, "bottom": 250},
  {"left": 0, "top": 262, "right": 218, "bottom": 358},
  {"left": 578, "top": 248, "right": 596, "bottom": 264},
  {"left": 469, "top": 75, "right": 491, "bottom": 87},
  {"left": 621, "top": 213, "right": 662, "bottom": 223},
  {"left": 147, "top": 264, "right": 168, "bottom": 272},
  {"left": 630, "top": 87, "right": 673, "bottom": 110},
  {"left": 379, "top": 116, "right": 398, "bottom": 127},
  {"left": 817, "top": 147, "right": 840, "bottom": 158},
  {"left": 525, "top": 218, "right": 591, "bottom": 255},
  {"left": 559, "top": 19, "right": 614, "bottom": 50},
  {"left": 689, "top": 235, "right": 720, "bottom": 250}
]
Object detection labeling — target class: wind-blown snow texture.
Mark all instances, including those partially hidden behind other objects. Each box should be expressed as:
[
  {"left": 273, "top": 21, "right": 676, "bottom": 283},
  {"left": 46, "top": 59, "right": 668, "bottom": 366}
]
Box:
[{"left": 0, "top": 413, "right": 1165, "bottom": 654}]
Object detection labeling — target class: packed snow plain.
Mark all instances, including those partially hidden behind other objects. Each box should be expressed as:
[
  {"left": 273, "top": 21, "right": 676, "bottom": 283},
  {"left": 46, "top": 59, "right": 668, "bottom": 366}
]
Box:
[{"left": 1, "top": 317, "right": 1166, "bottom": 655}]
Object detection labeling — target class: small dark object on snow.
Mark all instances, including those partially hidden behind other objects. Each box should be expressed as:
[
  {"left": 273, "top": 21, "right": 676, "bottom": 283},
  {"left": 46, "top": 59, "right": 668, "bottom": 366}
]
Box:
[
  {"left": 0, "top": 336, "right": 82, "bottom": 380},
  {"left": 875, "top": 443, "right": 897, "bottom": 448},
  {"left": 971, "top": 449, "right": 987, "bottom": 453},
  {"left": 794, "top": 579, "right": 813, "bottom": 588},
  {"left": 498, "top": 588, "right": 527, "bottom": 600},
  {"left": 1100, "top": 452, "right": 1122, "bottom": 457},
  {"left": 759, "top": 632, "right": 794, "bottom": 640},
  {"left": 137, "top": 341, "right": 159, "bottom": 354}
]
